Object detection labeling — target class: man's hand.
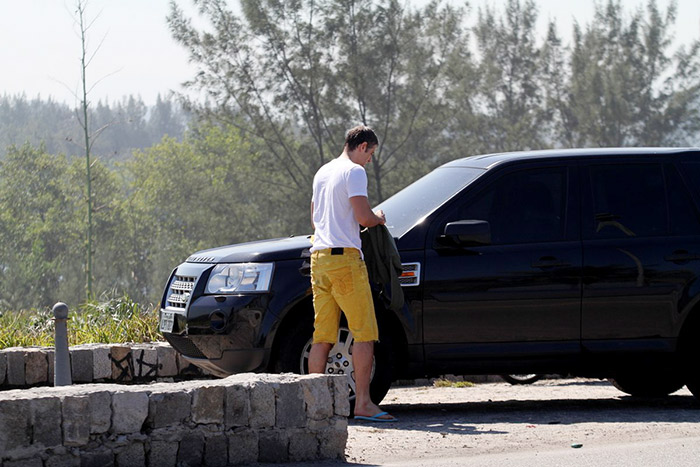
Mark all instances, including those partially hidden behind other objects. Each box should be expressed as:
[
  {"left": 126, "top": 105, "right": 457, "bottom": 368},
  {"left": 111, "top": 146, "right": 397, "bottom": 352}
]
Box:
[{"left": 375, "top": 209, "right": 386, "bottom": 225}]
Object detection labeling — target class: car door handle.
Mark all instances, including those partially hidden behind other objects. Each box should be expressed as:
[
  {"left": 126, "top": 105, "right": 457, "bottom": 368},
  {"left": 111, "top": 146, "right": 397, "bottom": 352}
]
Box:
[
  {"left": 531, "top": 257, "right": 571, "bottom": 269},
  {"left": 664, "top": 251, "right": 700, "bottom": 263}
]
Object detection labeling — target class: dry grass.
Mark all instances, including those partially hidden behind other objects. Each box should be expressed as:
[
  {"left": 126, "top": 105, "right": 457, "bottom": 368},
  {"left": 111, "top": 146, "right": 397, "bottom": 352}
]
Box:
[{"left": 433, "top": 378, "right": 475, "bottom": 388}]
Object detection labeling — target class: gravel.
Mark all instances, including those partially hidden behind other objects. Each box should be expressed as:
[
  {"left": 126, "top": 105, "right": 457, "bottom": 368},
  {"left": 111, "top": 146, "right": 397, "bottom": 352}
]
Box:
[
  {"left": 269, "top": 377, "right": 699, "bottom": 466},
  {"left": 257, "top": 377, "right": 700, "bottom": 466}
]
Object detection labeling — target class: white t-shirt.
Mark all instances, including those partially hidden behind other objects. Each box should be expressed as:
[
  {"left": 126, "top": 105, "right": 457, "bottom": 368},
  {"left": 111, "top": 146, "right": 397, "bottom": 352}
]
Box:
[{"left": 311, "top": 157, "right": 368, "bottom": 254}]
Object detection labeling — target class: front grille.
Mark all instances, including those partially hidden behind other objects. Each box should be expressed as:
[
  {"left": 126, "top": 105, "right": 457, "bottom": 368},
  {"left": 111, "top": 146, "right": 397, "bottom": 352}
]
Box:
[
  {"left": 165, "top": 333, "right": 207, "bottom": 359},
  {"left": 167, "top": 274, "right": 197, "bottom": 309}
]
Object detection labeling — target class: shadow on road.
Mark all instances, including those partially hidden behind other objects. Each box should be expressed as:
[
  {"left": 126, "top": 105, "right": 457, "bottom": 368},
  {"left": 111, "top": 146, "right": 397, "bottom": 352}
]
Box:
[{"left": 349, "top": 393, "right": 700, "bottom": 434}]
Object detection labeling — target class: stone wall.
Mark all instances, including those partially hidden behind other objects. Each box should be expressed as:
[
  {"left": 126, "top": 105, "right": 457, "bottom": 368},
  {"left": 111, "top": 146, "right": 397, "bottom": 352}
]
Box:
[
  {"left": 0, "top": 373, "right": 349, "bottom": 466},
  {"left": 0, "top": 343, "right": 205, "bottom": 389}
]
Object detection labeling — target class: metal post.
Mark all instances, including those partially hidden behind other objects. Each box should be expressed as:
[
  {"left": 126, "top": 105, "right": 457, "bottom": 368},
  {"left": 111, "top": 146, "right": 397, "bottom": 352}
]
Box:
[{"left": 53, "top": 302, "right": 72, "bottom": 386}]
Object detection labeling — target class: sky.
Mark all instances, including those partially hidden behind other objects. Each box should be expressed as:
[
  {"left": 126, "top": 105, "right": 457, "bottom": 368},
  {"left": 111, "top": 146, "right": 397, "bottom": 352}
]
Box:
[{"left": 1, "top": 0, "right": 698, "bottom": 107}]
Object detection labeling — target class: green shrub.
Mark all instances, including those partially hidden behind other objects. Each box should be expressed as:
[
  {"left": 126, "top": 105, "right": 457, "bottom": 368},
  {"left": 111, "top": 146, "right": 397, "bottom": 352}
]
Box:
[{"left": 0, "top": 292, "right": 161, "bottom": 349}]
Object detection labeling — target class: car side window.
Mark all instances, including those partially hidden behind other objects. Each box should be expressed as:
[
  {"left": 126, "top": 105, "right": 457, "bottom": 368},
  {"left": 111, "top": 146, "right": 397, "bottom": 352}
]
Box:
[
  {"left": 667, "top": 164, "right": 700, "bottom": 235},
  {"left": 680, "top": 161, "right": 700, "bottom": 200},
  {"left": 589, "top": 163, "right": 666, "bottom": 238},
  {"left": 452, "top": 168, "right": 567, "bottom": 244}
]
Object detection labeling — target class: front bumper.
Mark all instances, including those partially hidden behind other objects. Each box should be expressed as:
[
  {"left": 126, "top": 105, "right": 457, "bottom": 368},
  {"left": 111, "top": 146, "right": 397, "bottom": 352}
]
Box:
[
  {"left": 160, "top": 257, "right": 310, "bottom": 377},
  {"left": 161, "top": 282, "right": 268, "bottom": 376},
  {"left": 160, "top": 293, "right": 271, "bottom": 376},
  {"left": 163, "top": 332, "right": 266, "bottom": 376}
]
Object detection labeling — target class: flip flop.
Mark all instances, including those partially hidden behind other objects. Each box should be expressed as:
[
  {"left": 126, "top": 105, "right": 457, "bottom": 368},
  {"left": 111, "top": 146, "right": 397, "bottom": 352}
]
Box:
[{"left": 353, "top": 411, "right": 398, "bottom": 422}]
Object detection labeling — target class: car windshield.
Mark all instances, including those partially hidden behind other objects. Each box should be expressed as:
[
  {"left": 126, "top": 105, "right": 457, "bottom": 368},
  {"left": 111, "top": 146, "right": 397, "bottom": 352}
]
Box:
[{"left": 375, "top": 166, "right": 485, "bottom": 237}]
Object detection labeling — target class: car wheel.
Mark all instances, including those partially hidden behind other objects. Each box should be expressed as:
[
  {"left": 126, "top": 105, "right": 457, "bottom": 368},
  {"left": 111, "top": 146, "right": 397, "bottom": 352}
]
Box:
[
  {"left": 272, "top": 314, "right": 394, "bottom": 409},
  {"left": 500, "top": 374, "right": 543, "bottom": 385},
  {"left": 609, "top": 371, "right": 685, "bottom": 397},
  {"left": 686, "top": 378, "right": 700, "bottom": 399},
  {"left": 681, "top": 324, "right": 700, "bottom": 399}
]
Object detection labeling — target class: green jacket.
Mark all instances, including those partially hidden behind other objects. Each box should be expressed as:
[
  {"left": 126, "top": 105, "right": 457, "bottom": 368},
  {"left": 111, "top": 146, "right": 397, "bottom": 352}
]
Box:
[{"left": 360, "top": 225, "right": 405, "bottom": 312}]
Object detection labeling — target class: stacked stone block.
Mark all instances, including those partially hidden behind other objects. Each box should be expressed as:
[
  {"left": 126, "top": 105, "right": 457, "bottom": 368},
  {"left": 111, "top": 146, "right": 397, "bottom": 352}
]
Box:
[
  {"left": 0, "top": 342, "right": 200, "bottom": 389},
  {"left": 0, "top": 373, "right": 349, "bottom": 466}
]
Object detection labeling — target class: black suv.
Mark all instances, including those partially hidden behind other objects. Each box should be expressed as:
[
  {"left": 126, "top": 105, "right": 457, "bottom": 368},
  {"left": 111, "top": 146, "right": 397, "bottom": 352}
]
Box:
[{"left": 160, "top": 148, "right": 700, "bottom": 403}]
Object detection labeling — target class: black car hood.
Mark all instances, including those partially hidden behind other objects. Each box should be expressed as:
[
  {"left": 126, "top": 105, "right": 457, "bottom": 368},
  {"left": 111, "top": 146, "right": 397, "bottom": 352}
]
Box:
[{"left": 186, "top": 235, "right": 313, "bottom": 264}]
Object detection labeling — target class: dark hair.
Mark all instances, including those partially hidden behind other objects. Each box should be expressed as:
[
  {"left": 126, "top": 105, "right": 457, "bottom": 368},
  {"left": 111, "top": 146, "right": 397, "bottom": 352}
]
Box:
[{"left": 345, "top": 125, "right": 378, "bottom": 151}]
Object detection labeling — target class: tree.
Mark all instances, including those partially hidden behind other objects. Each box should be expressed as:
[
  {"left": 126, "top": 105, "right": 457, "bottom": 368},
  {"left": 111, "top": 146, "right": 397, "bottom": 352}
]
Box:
[
  {"left": 468, "top": 0, "right": 549, "bottom": 152},
  {"left": 148, "top": 94, "right": 188, "bottom": 140},
  {"left": 0, "top": 143, "right": 134, "bottom": 311},
  {"left": 565, "top": 0, "right": 700, "bottom": 146},
  {"left": 167, "top": 0, "right": 467, "bottom": 203},
  {"left": 0, "top": 145, "right": 82, "bottom": 310},
  {"left": 539, "top": 21, "right": 574, "bottom": 147},
  {"left": 324, "top": 0, "right": 468, "bottom": 199},
  {"left": 0, "top": 94, "right": 190, "bottom": 162},
  {"left": 0, "top": 94, "right": 79, "bottom": 158},
  {"left": 73, "top": 0, "right": 100, "bottom": 298},
  {"left": 122, "top": 123, "right": 298, "bottom": 303}
]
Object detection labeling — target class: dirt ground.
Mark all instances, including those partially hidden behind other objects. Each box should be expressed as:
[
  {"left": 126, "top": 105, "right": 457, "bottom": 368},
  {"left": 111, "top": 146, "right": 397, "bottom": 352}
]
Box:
[{"left": 339, "top": 377, "right": 700, "bottom": 465}]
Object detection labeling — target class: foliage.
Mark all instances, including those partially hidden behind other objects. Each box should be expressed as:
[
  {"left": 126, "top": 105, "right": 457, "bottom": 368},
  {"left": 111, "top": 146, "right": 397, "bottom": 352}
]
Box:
[
  {"left": 0, "top": 293, "right": 160, "bottom": 349},
  {"left": 167, "top": 0, "right": 467, "bottom": 203},
  {"left": 168, "top": 0, "right": 700, "bottom": 205},
  {"left": 563, "top": 0, "right": 700, "bottom": 146},
  {"left": 0, "top": 123, "right": 308, "bottom": 312},
  {"left": 0, "top": 94, "right": 190, "bottom": 162},
  {"left": 120, "top": 122, "right": 307, "bottom": 303},
  {"left": 0, "top": 0, "right": 699, "bottom": 316},
  {"left": 0, "top": 144, "right": 137, "bottom": 311},
  {"left": 472, "top": 0, "right": 552, "bottom": 151},
  {"left": 0, "top": 144, "right": 81, "bottom": 310}
]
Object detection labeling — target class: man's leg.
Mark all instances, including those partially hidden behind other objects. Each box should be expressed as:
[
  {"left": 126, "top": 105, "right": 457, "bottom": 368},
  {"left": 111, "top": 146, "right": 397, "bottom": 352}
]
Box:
[
  {"left": 330, "top": 252, "right": 394, "bottom": 420},
  {"left": 309, "top": 251, "right": 340, "bottom": 374},
  {"left": 309, "top": 342, "right": 333, "bottom": 373},
  {"left": 352, "top": 341, "right": 394, "bottom": 419}
]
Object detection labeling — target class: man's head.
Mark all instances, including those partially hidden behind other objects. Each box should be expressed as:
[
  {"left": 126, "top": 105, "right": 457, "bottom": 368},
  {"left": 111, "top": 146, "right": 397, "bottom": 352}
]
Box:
[{"left": 344, "top": 125, "right": 378, "bottom": 167}]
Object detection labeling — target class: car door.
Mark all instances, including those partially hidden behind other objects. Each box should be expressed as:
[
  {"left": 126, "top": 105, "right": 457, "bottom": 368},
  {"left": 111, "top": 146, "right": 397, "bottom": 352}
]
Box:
[
  {"left": 422, "top": 163, "right": 582, "bottom": 365},
  {"left": 580, "top": 158, "right": 700, "bottom": 351}
]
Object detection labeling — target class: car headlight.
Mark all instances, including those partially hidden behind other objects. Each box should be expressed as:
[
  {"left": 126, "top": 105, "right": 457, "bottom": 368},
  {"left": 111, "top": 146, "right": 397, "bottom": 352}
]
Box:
[{"left": 206, "top": 263, "right": 274, "bottom": 294}]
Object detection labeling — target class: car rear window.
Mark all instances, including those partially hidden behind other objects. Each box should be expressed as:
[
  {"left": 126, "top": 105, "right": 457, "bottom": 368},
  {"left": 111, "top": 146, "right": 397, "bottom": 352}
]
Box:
[
  {"left": 589, "top": 163, "right": 666, "bottom": 238},
  {"left": 667, "top": 164, "right": 700, "bottom": 235},
  {"left": 681, "top": 161, "right": 700, "bottom": 201}
]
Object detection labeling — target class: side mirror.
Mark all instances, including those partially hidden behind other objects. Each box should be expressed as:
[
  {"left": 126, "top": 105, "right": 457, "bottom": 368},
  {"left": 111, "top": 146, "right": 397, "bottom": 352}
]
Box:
[{"left": 441, "top": 220, "right": 491, "bottom": 246}]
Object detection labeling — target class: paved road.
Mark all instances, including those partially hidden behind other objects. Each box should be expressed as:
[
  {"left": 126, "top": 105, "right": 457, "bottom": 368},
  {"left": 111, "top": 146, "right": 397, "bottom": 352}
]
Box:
[
  {"left": 271, "top": 378, "right": 700, "bottom": 466},
  {"left": 382, "top": 436, "right": 700, "bottom": 467}
]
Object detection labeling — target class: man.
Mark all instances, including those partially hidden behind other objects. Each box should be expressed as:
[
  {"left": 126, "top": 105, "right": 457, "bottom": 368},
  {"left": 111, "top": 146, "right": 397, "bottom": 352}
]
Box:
[{"left": 309, "top": 125, "right": 396, "bottom": 422}]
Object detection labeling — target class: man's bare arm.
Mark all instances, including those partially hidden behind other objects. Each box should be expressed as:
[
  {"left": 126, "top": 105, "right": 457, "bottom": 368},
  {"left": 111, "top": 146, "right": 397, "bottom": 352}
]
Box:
[
  {"left": 349, "top": 196, "right": 386, "bottom": 227},
  {"left": 310, "top": 201, "right": 315, "bottom": 230}
]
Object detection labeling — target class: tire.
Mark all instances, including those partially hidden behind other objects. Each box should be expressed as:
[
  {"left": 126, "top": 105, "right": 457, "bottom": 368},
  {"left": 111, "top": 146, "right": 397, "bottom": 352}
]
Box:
[
  {"left": 609, "top": 371, "right": 685, "bottom": 397},
  {"left": 686, "top": 375, "right": 700, "bottom": 399},
  {"left": 272, "top": 313, "right": 395, "bottom": 410},
  {"left": 500, "top": 374, "right": 543, "bottom": 385},
  {"left": 272, "top": 314, "right": 315, "bottom": 375},
  {"left": 681, "top": 323, "right": 700, "bottom": 399}
]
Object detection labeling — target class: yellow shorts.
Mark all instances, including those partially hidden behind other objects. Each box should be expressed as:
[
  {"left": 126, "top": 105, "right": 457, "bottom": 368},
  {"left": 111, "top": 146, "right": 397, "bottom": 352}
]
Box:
[{"left": 310, "top": 248, "right": 378, "bottom": 343}]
